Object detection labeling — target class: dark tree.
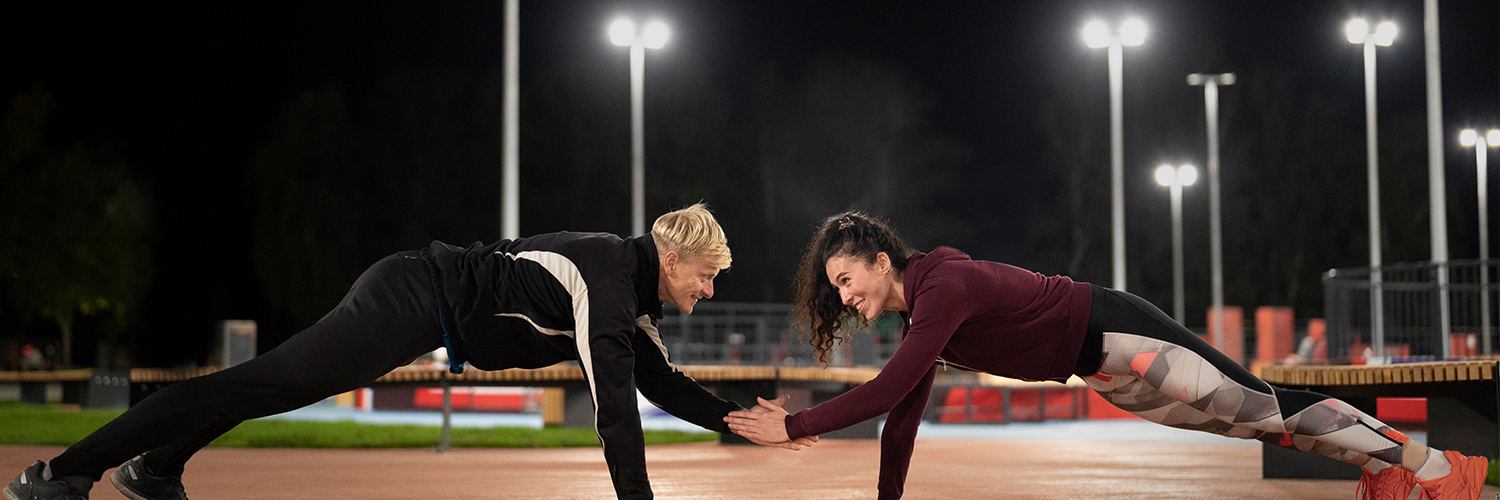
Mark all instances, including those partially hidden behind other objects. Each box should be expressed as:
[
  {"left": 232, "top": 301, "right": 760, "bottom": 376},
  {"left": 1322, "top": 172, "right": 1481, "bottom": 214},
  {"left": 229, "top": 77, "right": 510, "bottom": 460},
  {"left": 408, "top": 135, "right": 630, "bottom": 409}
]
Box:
[
  {"left": 0, "top": 85, "right": 152, "bottom": 367},
  {"left": 249, "top": 71, "right": 504, "bottom": 347},
  {"left": 746, "top": 53, "right": 974, "bottom": 301}
]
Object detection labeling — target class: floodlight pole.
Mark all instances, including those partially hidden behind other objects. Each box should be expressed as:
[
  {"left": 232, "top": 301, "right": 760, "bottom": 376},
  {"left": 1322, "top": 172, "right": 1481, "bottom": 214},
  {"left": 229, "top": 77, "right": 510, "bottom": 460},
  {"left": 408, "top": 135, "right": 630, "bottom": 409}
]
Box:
[
  {"left": 1424, "top": 0, "right": 1452, "bottom": 358},
  {"left": 501, "top": 0, "right": 520, "bottom": 240},
  {"left": 1109, "top": 42, "right": 1126, "bottom": 292},
  {"left": 1479, "top": 141, "right": 1490, "bottom": 356},
  {"left": 1189, "top": 72, "right": 1234, "bottom": 351},
  {"left": 1349, "top": 24, "right": 1392, "bottom": 357},
  {"left": 1464, "top": 132, "right": 1495, "bottom": 356},
  {"left": 1169, "top": 178, "right": 1186, "bottom": 323},
  {"left": 630, "top": 43, "right": 646, "bottom": 236}
]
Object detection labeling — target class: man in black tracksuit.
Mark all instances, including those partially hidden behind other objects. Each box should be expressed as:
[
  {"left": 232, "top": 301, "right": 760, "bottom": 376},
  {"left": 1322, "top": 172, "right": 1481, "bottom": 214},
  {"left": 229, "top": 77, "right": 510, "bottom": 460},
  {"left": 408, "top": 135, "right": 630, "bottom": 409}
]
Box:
[
  {"left": 426, "top": 231, "right": 745, "bottom": 496},
  {"left": 6, "top": 204, "right": 807, "bottom": 500}
]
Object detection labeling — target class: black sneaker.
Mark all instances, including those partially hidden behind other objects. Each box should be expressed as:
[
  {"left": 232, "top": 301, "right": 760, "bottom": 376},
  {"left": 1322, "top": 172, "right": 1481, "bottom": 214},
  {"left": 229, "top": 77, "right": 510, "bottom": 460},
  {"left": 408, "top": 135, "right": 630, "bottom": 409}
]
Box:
[
  {"left": 4, "top": 461, "right": 91, "bottom": 500},
  {"left": 108, "top": 456, "right": 187, "bottom": 500}
]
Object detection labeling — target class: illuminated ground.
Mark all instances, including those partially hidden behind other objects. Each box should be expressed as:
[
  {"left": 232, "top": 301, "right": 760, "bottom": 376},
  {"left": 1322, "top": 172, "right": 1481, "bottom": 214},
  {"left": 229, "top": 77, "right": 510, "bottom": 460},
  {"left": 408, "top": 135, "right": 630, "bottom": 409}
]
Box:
[{"left": 8, "top": 437, "right": 1490, "bottom": 499}]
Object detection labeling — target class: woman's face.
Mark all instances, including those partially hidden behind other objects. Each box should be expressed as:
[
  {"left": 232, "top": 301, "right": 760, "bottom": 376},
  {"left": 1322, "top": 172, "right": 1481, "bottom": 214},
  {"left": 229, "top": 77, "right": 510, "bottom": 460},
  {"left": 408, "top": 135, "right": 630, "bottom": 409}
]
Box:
[{"left": 825, "top": 253, "right": 897, "bottom": 321}]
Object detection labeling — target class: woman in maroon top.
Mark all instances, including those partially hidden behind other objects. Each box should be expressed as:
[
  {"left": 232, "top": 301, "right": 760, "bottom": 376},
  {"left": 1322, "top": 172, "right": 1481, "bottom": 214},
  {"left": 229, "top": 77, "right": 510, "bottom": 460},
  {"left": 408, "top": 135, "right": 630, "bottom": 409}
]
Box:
[{"left": 726, "top": 212, "right": 1486, "bottom": 500}]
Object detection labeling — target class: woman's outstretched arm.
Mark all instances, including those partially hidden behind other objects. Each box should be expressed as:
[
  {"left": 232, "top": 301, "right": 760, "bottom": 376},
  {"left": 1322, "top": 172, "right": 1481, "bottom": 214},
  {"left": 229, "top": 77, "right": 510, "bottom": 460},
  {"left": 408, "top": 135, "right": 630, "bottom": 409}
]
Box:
[{"left": 727, "top": 277, "right": 970, "bottom": 440}]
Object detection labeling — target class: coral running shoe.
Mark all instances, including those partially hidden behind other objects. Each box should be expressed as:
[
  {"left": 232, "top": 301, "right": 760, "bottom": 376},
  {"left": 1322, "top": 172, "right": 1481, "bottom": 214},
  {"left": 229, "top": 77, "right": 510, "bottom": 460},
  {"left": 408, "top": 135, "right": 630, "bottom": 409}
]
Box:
[
  {"left": 1357, "top": 466, "right": 1417, "bottom": 500},
  {"left": 1416, "top": 450, "right": 1488, "bottom": 500}
]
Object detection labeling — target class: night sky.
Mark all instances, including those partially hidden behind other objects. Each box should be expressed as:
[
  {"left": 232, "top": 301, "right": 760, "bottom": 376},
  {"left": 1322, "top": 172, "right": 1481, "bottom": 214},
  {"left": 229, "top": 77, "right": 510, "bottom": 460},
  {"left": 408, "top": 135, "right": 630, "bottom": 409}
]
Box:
[{"left": 4, "top": 0, "right": 1499, "bottom": 364}]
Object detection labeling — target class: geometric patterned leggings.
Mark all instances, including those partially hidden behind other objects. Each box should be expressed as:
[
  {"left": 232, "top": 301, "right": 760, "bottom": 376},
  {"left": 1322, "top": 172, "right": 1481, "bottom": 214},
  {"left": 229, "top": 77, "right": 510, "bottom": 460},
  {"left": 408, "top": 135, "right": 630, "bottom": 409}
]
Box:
[{"left": 1081, "top": 285, "right": 1450, "bottom": 478}]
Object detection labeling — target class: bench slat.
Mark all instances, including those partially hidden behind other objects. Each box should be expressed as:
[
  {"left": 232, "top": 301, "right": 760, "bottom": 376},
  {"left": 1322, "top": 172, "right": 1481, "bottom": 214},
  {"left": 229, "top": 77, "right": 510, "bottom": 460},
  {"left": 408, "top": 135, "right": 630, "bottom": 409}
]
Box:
[
  {"left": 1259, "top": 361, "right": 1500, "bottom": 387},
  {"left": 2, "top": 365, "right": 880, "bottom": 387}
]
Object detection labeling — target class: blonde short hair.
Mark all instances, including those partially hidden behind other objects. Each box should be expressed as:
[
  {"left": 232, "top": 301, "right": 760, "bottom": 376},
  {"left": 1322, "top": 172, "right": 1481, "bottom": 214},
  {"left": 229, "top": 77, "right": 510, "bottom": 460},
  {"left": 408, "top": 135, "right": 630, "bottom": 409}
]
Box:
[{"left": 652, "top": 203, "right": 731, "bottom": 270}]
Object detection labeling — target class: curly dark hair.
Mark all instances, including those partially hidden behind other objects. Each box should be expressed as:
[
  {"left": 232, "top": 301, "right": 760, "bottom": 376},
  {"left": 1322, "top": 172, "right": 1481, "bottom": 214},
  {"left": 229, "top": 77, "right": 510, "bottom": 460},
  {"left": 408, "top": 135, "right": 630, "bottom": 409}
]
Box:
[{"left": 793, "top": 212, "right": 914, "bottom": 364}]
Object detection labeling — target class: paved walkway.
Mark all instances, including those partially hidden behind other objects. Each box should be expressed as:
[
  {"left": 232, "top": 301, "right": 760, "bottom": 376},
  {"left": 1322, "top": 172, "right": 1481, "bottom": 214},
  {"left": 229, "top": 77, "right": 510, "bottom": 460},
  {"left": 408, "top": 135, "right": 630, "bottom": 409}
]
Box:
[
  {"left": 6, "top": 439, "right": 1491, "bottom": 499},
  {"left": 267, "top": 403, "right": 1366, "bottom": 445}
]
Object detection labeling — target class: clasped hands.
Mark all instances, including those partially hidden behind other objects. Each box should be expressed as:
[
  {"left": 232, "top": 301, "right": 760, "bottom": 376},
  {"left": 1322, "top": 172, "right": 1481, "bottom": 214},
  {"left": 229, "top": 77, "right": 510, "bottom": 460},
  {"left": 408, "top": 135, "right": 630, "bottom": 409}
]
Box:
[{"left": 724, "top": 395, "right": 818, "bottom": 451}]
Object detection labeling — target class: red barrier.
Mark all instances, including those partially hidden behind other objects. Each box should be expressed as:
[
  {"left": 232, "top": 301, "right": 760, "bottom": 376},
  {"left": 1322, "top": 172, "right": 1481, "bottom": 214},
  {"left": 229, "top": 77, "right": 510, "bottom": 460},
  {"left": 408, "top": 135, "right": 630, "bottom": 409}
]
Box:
[
  {"left": 1206, "top": 307, "right": 1245, "bottom": 364},
  {"left": 1085, "top": 390, "right": 1138, "bottom": 420},
  {"left": 1255, "top": 307, "right": 1295, "bottom": 364},
  {"left": 412, "top": 387, "right": 536, "bottom": 412},
  {"left": 1008, "top": 389, "right": 1041, "bottom": 422},
  {"left": 1043, "top": 388, "right": 1078, "bottom": 420},
  {"left": 1306, "top": 319, "right": 1328, "bottom": 363},
  {"left": 933, "top": 386, "right": 1115, "bottom": 424},
  {"left": 1451, "top": 334, "right": 1478, "bottom": 358},
  {"left": 1376, "top": 397, "right": 1427, "bottom": 424}
]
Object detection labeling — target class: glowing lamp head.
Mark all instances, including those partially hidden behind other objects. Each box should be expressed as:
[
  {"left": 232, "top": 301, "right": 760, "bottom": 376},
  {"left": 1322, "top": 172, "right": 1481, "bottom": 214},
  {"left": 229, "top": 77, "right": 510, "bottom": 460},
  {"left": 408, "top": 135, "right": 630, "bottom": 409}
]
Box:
[
  {"left": 1083, "top": 21, "right": 1111, "bottom": 48},
  {"left": 1346, "top": 19, "right": 1369, "bottom": 44},
  {"left": 1488, "top": 130, "right": 1500, "bottom": 147},
  {"left": 1177, "top": 165, "right": 1198, "bottom": 186},
  {"left": 1155, "top": 165, "right": 1176, "bottom": 187},
  {"left": 1462, "top": 129, "right": 1479, "bottom": 147},
  {"left": 642, "top": 21, "right": 669, "bottom": 49},
  {"left": 1373, "top": 22, "right": 1397, "bottom": 46},
  {"left": 1119, "top": 19, "right": 1147, "bottom": 46},
  {"left": 609, "top": 19, "right": 636, "bottom": 47}
]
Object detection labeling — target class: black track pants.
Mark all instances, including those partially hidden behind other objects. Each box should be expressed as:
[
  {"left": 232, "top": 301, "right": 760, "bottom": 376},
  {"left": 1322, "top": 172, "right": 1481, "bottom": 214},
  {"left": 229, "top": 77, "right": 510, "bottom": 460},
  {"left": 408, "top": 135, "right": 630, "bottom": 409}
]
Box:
[{"left": 48, "top": 251, "right": 446, "bottom": 480}]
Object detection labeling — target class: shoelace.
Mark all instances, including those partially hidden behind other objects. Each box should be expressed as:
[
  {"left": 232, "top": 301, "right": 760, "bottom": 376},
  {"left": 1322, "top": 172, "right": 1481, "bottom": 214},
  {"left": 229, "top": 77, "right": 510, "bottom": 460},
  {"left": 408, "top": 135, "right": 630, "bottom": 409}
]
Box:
[
  {"left": 1355, "top": 473, "right": 1372, "bottom": 500},
  {"left": 1358, "top": 468, "right": 1418, "bottom": 500}
]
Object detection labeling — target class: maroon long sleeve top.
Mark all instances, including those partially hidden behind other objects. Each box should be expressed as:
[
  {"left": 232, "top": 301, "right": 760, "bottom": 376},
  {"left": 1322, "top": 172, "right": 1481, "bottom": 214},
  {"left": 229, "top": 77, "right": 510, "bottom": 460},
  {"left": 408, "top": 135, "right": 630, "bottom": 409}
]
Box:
[{"left": 783, "top": 247, "right": 1093, "bottom": 499}]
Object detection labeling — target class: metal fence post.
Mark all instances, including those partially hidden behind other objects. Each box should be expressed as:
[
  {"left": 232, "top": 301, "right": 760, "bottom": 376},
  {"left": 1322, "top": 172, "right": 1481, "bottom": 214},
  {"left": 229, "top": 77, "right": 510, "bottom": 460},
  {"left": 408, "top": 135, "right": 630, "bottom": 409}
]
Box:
[{"left": 437, "top": 375, "right": 452, "bottom": 453}]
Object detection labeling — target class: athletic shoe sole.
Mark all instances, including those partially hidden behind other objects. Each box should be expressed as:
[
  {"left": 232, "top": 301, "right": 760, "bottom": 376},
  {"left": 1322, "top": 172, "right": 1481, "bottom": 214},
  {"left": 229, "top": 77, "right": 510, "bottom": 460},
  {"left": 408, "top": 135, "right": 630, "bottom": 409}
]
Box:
[{"left": 109, "top": 469, "right": 154, "bottom": 500}]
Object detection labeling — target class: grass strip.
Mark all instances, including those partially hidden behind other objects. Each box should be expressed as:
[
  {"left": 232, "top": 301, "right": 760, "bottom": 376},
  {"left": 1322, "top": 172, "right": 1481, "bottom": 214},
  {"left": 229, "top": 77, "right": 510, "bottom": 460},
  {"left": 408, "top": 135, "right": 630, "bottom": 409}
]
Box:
[{"left": 0, "top": 402, "right": 715, "bottom": 449}]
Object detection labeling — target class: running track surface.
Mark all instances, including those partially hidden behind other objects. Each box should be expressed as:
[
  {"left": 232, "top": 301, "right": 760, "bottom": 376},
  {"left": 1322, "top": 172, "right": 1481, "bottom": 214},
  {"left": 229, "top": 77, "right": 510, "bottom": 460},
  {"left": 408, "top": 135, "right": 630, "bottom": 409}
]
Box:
[{"left": 4, "top": 440, "right": 1495, "bottom": 499}]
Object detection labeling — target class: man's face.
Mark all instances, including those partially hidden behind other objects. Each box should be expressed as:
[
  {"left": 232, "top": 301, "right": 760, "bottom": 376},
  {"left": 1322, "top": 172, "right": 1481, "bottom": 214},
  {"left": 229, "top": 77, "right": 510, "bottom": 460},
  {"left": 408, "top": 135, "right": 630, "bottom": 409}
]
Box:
[{"left": 658, "top": 252, "right": 719, "bottom": 314}]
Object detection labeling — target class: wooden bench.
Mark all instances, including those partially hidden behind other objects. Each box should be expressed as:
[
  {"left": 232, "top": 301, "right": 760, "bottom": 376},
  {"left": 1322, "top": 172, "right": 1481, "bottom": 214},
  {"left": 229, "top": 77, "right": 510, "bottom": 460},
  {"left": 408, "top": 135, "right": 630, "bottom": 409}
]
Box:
[
  {"left": 0, "top": 369, "right": 132, "bottom": 408},
  {"left": 1259, "top": 361, "right": 1499, "bottom": 479},
  {"left": 96, "top": 364, "right": 882, "bottom": 447}
]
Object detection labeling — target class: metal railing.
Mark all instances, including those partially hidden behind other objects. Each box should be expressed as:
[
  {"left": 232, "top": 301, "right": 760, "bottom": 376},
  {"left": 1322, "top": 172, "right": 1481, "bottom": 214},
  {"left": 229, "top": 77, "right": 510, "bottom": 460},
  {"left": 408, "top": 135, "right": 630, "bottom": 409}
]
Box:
[
  {"left": 658, "top": 302, "right": 903, "bottom": 367},
  {"left": 1324, "top": 259, "right": 1495, "bottom": 360}
]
